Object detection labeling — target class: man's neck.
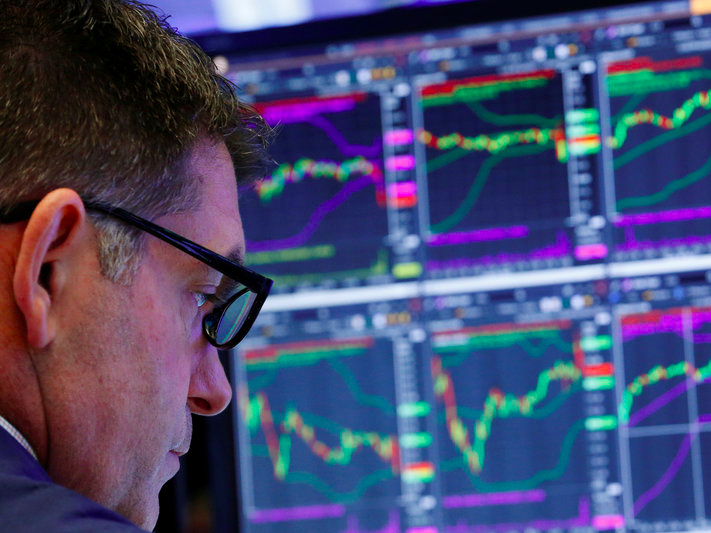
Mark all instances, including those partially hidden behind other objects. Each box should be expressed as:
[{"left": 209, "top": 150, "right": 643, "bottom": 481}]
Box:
[{"left": 0, "top": 414, "right": 37, "bottom": 460}]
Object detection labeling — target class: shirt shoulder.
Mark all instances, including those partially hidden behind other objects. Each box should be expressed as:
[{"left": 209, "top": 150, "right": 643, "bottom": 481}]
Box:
[{"left": 0, "top": 427, "right": 144, "bottom": 532}]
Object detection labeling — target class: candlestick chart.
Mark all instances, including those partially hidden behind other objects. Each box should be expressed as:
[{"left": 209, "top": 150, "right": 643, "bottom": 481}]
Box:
[
  {"left": 239, "top": 92, "right": 390, "bottom": 288},
  {"left": 616, "top": 306, "right": 711, "bottom": 526},
  {"left": 420, "top": 70, "right": 575, "bottom": 274},
  {"left": 429, "top": 320, "right": 611, "bottom": 530},
  {"left": 607, "top": 55, "right": 711, "bottom": 260},
  {"left": 236, "top": 336, "right": 401, "bottom": 531}
]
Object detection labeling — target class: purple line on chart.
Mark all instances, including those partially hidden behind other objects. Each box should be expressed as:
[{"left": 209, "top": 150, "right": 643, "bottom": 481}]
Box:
[
  {"left": 443, "top": 489, "right": 545, "bottom": 509},
  {"left": 428, "top": 225, "right": 529, "bottom": 247},
  {"left": 614, "top": 206, "right": 711, "bottom": 226},
  {"left": 620, "top": 309, "right": 711, "bottom": 342},
  {"left": 633, "top": 431, "right": 696, "bottom": 516},
  {"left": 617, "top": 228, "right": 711, "bottom": 252},
  {"left": 250, "top": 504, "right": 346, "bottom": 523},
  {"left": 426, "top": 231, "right": 571, "bottom": 270},
  {"left": 342, "top": 511, "right": 399, "bottom": 533},
  {"left": 246, "top": 174, "right": 379, "bottom": 252},
  {"left": 259, "top": 97, "right": 358, "bottom": 125},
  {"left": 445, "top": 497, "right": 590, "bottom": 532},
  {"left": 307, "top": 114, "right": 382, "bottom": 158},
  {"left": 627, "top": 378, "right": 699, "bottom": 427}
]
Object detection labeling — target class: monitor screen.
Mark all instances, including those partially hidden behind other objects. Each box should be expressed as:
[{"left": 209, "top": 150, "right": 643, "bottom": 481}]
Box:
[
  {"left": 215, "top": 0, "right": 711, "bottom": 531},
  {"left": 147, "top": 0, "right": 473, "bottom": 35}
]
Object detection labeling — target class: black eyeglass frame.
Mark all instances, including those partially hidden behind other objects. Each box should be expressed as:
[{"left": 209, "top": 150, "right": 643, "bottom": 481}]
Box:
[{"left": 0, "top": 198, "right": 273, "bottom": 349}]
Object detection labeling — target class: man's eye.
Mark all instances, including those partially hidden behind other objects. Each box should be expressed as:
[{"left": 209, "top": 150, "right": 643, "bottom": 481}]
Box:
[{"left": 191, "top": 291, "right": 210, "bottom": 308}]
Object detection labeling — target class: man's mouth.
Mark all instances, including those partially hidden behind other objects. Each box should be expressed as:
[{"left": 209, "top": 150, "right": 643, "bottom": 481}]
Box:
[
  {"left": 170, "top": 434, "right": 191, "bottom": 457},
  {"left": 171, "top": 410, "right": 193, "bottom": 456}
]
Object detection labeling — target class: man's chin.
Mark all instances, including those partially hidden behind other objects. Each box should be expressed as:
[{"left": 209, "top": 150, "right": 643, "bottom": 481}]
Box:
[
  {"left": 113, "top": 478, "right": 165, "bottom": 531},
  {"left": 140, "top": 510, "right": 160, "bottom": 532},
  {"left": 128, "top": 497, "right": 160, "bottom": 532},
  {"left": 167, "top": 450, "right": 182, "bottom": 478}
]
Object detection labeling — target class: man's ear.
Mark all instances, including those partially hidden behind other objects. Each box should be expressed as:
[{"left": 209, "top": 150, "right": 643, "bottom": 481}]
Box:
[{"left": 13, "top": 189, "right": 87, "bottom": 349}]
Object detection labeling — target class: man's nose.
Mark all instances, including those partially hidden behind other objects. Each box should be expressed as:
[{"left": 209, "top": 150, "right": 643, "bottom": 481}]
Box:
[{"left": 187, "top": 349, "right": 233, "bottom": 415}]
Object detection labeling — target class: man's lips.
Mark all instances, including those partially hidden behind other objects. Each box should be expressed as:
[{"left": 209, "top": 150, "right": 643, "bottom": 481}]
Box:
[
  {"left": 171, "top": 410, "right": 193, "bottom": 456},
  {"left": 171, "top": 432, "right": 191, "bottom": 456},
  {"left": 171, "top": 445, "right": 189, "bottom": 457}
]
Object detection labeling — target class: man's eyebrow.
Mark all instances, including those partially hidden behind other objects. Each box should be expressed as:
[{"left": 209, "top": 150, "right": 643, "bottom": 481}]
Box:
[
  {"left": 226, "top": 248, "right": 245, "bottom": 266},
  {"left": 195, "top": 247, "right": 244, "bottom": 282},
  {"left": 215, "top": 247, "right": 246, "bottom": 301}
]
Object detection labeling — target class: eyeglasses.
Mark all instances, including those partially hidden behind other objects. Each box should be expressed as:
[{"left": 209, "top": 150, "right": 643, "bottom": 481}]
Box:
[{"left": 0, "top": 198, "right": 273, "bottom": 349}]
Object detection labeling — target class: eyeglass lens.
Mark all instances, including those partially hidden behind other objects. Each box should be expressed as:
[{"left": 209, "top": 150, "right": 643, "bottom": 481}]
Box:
[{"left": 205, "top": 289, "right": 259, "bottom": 347}]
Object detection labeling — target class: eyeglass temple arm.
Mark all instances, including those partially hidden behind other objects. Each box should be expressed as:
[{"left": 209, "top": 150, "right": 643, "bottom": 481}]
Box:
[
  {"left": 0, "top": 199, "right": 271, "bottom": 296},
  {"left": 83, "top": 200, "right": 272, "bottom": 295}
]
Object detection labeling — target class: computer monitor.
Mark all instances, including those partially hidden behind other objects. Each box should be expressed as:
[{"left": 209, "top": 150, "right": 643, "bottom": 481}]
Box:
[{"left": 200, "top": 0, "right": 711, "bottom": 530}]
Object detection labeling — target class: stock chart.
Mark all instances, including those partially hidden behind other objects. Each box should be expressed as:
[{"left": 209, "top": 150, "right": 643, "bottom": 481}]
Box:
[
  {"left": 239, "top": 92, "right": 390, "bottom": 289},
  {"left": 607, "top": 54, "right": 711, "bottom": 261},
  {"left": 238, "top": 334, "right": 402, "bottom": 532},
  {"left": 431, "top": 321, "right": 592, "bottom": 530},
  {"left": 421, "top": 70, "right": 573, "bottom": 273},
  {"left": 617, "top": 307, "right": 711, "bottom": 527}
]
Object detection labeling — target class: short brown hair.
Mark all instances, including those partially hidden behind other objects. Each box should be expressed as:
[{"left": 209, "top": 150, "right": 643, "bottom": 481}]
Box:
[{"left": 0, "top": 0, "right": 272, "bottom": 281}]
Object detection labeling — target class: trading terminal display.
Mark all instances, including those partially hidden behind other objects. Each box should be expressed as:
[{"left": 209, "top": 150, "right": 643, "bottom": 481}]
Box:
[{"left": 224, "top": 1, "right": 711, "bottom": 531}]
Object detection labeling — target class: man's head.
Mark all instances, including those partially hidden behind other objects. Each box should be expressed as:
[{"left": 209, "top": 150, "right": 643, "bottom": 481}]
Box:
[
  {"left": 0, "top": 1, "right": 271, "bottom": 529},
  {"left": 0, "top": 0, "right": 271, "bottom": 279}
]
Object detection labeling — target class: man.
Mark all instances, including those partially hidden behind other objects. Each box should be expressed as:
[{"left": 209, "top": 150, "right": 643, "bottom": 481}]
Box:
[{"left": 0, "top": 1, "right": 272, "bottom": 530}]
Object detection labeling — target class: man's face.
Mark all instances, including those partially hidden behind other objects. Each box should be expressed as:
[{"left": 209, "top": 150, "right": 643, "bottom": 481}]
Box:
[{"left": 35, "top": 139, "right": 238, "bottom": 529}]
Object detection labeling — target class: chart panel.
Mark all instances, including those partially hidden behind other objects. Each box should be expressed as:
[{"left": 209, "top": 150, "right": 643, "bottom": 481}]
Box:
[
  {"left": 237, "top": 337, "right": 399, "bottom": 531},
  {"left": 424, "top": 283, "right": 622, "bottom": 532},
  {"left": 616, "top": 304, "right": 711, "bottom": 530},
  {"left": 419, "top": 70, "right": 574, "bottom": 275},
  {"left": 606, "top": 54, "right": 711, "bottom": 260},
  {"left": 233, "top": 298, "right": 435, "bottom": 533},
  {"left": 239, "top": 92, "right": 391, "bottom": 291}
]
